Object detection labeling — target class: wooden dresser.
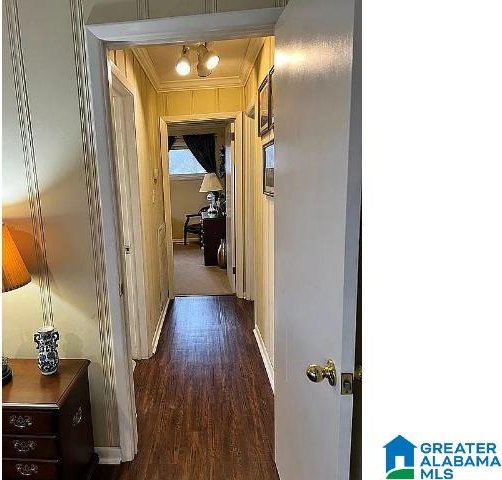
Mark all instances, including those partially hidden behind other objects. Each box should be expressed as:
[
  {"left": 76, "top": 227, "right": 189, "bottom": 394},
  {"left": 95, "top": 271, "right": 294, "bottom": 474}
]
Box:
[
  {"left": 2, "top": 359, "right": 98, "bottom": 480},
  {"left": 201, "top": 213, "right": 226, "bottom": 266}
]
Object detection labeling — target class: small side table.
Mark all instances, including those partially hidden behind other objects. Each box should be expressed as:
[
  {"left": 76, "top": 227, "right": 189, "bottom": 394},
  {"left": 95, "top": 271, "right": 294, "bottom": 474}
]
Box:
[
  {"left": 2, "top": 359, "right": 98, "bottom": 479},
  {"left": 201, "top": 213, "right": 226, "bottom": 266}
]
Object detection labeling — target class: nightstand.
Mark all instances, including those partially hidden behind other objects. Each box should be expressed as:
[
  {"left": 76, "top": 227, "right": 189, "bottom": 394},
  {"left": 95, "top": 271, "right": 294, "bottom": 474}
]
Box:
[
  {"left": 2, "top": 359, "right": 98, "bottom": 479},
  {"left": 201, "top": 213, "right": 226, "bottom": 266}
]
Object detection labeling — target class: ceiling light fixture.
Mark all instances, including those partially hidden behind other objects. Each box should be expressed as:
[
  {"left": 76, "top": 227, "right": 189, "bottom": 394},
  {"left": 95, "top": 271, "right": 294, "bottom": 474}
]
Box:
[
  {"left": 175, "top": 46, "right": 191, "bottom": 76},
  {"left": 196, "top": 61, "right": 212, "bottom": 78},
  {"left": 174, "top": 43, "right": 220, "bottom": 78},
  {"left": 199, "top": 43, "right": 220, "bottom": 70}
]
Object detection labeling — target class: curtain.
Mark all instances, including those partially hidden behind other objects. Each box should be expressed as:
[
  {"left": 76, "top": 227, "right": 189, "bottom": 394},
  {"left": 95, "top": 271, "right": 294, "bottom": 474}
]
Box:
[
  {"left": 183, "top": 134, "right": 216, "bottom": 173},
  {"left": 168, "top": 136, "right": 176, "bottom": 151}
]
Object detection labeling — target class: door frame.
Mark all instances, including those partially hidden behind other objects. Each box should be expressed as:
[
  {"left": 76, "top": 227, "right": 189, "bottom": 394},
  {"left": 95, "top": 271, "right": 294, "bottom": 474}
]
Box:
[
  {"left": 83, "top": 8, "right": 281, "bottom": 461},
  {"left": 109, "top": 62, "right": 150, "bottom": 361},
  {"left": 160, "top": 112, "right": 245, "bottom": 298}
]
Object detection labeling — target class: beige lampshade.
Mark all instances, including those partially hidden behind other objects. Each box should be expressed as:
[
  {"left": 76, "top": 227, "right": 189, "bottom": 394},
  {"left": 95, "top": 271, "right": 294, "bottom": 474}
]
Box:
[
  {"left": 199, "top": 173, "right": 223, "bottom": 192},
  {"left": 2, "top": 224, "right": 31, "bottom": 293}
]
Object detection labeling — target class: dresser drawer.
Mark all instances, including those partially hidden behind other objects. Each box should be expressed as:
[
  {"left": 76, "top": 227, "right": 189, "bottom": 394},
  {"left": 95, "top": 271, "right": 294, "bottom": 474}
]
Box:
[
  {"left": 3, "top": 411, "right": 57, "bottom": 435},
  {"left": 3, "top": 435, "right": 59, "bottom": 459},
  {"left": 2, "top": 459, "right": 60, "bottom": 480}
]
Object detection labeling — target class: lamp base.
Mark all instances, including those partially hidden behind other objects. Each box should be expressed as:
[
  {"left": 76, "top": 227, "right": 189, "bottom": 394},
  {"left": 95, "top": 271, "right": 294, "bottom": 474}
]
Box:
[
  {"left": 2, "top": 362, "right": 12, "bottom": 386},
  {"left": 206, "top": 205, "right": 218, "bottom": 217},
  {"left": 206, "top": 191, "right": 218, "bottom": 217}
]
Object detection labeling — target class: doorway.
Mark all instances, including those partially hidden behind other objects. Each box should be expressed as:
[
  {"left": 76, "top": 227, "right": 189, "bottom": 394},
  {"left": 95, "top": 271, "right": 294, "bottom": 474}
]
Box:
[
  {"left": 163, "top": 119, "right": 233, "bottom": 296},
  {"left": 86, "top": 2, "right": 360, "bottom": 478},
  {"left": 109, "top": 64, "right": 149, "bottom": 361},
  {"left": 160, "top": 112, "right": 246, "bottom": 299}
]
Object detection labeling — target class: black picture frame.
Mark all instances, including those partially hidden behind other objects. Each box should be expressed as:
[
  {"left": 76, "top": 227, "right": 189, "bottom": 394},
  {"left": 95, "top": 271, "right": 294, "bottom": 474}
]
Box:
[
  {"left": 262, "top": 140, "right": 275, "bottom": 197},
  {"left": 258, "top": 75, "right": 270, "bottom": 137}
]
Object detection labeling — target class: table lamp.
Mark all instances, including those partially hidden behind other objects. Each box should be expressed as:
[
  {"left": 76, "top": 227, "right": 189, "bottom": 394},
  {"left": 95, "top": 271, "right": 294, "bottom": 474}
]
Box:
[
  {"left": 2, "top": 223, "right": 31, "bottom": 385},
  {"left": 199, "top": 173, "right": 223, "bottom": 217}
]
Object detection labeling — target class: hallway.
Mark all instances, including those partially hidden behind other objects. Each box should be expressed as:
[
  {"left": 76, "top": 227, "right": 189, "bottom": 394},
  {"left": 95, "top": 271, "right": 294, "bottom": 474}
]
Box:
[{"left": 97, "top": 296, "right": 277, "bottom": 480}]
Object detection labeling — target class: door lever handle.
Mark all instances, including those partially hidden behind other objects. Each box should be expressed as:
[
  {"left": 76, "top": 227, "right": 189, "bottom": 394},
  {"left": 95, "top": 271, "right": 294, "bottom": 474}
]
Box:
[{"left": 306, "top": 359, "right": 337, "bottom": 386}]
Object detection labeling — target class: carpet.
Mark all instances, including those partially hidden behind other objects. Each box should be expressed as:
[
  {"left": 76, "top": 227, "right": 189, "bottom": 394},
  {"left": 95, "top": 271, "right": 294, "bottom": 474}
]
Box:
[{"left": 173, "top": 243, "right": 233, "bottom": 296}]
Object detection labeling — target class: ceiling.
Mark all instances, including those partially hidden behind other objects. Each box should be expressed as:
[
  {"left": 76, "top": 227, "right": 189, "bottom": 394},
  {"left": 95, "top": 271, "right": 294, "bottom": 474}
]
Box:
[{"left": 132, "top": 37, "right": 265, "bottom": 92}]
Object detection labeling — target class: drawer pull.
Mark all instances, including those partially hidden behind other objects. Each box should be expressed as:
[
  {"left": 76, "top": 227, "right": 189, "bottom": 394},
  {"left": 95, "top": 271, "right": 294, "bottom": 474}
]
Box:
[
  {"left": 15, "top": 463, "right": 38, "bottom": 476},
  {"left": 72, "top": 406, "right": 83, "bottom": 427},
  {"left": 13, "top": 440, "right": 37, "bottom": 453},
  {"left": 9, "top": 415, "right": 33, "bottom": 430}
]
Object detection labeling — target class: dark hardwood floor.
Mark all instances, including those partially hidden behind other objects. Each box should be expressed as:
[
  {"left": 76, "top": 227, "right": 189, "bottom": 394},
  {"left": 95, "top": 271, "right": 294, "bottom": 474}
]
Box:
[{"left": 96, "top": 296, "right": 278, "bottom": 480}]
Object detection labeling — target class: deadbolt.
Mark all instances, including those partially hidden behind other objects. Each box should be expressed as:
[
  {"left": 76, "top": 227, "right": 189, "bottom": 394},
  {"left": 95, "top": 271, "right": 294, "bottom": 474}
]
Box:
[{"left": 306, "top": 359, "right": 337, "bottom": 386}]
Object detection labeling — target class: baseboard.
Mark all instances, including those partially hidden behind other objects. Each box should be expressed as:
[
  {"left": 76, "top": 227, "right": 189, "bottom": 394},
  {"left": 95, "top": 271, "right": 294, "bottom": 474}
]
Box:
[
  {"left": 172, "top": 238, "right": 199, "bottom": 244},
  {"left": 95, "top": 447, "right": 122, "bottom": 464},
  {"left": 253, "top": 327, "right": 274, "bottom": 393},
  {"left": 152, "top": 298, "right": 170, "bottom": 355}
]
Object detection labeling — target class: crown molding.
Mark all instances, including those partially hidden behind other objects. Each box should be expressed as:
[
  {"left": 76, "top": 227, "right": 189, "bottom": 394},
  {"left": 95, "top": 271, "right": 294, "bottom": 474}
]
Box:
[
  {"left": 158, "top": 75, "right": 243, "bottom": 92},
  {"left": 241, "top": 37, "right": 265, "bottom": 86},
  {"left": 131, "top": 47, "right": 161, "bottom": 90},
  {"left": 132, "top": 37, "right": 267, "bottom": 93}
]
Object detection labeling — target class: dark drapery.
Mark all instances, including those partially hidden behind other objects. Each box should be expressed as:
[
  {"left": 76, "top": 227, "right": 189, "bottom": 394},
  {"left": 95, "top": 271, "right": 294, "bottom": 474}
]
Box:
[
  {"left": 183, "top": 134, "right": 216, "bottom": 173},
  {"left": 168, "top": 136, "right": 176, "bottom": 151}
]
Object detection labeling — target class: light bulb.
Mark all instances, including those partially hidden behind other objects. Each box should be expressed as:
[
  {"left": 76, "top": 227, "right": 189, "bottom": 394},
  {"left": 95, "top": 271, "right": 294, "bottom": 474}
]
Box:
[
  {"left": 176, "top": 55, "right": 191, "bottom": 76},
  {"left": 205, "top": 51, "right": 219, "bottom": 70}
]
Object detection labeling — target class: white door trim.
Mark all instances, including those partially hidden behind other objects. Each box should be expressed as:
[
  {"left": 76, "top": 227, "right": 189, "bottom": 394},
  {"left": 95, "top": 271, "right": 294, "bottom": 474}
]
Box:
[
  {"left": 109, "top": 63, "right": 150, "bottom": 361},
  {"left": 83, "top": 9, "right": 279, "bottom": 458},
  {"left": 86, "top": 7, "right": 282, "bottom": 46},
  {"left": 162, "top": 112, "right": 246, "bottom": 299},
  {"left": 159, "top": 117, "right": 175, "bottom": 300}
]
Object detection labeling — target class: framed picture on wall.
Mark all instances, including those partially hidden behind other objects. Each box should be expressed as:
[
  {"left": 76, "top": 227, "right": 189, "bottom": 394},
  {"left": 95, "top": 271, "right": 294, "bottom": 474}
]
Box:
[
  {"left": 258, "top": 75, "right": 270, "bottom": 137},
  {"left": 263, "top": 140, "right": 275, "bottom": 196},
  {"left": 269, "top": 66, "right": 275, "bottom": 128}
]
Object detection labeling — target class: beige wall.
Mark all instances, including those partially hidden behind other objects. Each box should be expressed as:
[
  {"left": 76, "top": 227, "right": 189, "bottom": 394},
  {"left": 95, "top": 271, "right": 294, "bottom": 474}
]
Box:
[
  {"left": 169, "top": 179, "right": 207, "bottom": 240},
  {"left": 108, "top": 49, "right": 169, "bottom": 352},
  {"left": 244, "top": 37, "right": 275, "bottom": 366},
  {"left": 2, "top": 0, "right": 116, "bottom": 447}
]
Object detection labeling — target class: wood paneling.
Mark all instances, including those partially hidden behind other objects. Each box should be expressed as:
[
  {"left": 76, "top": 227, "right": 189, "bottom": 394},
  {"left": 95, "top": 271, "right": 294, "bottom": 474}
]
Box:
[
  {"left": 192, "top": 89, "right": 218, "bottom": 113},
  {"left": 96, "top": 296, "right": 278, "bottom": 480},
  {"left": 244, "top": 38, "right": 275, "bottom": 367},
  {"left": 166, "top": 91, "right": 192, "bottom": 116},
  {"left": 218, "top": 87, "right": 243, "bottom": 112},
  {"left": 165, "top": 87, "right": 242, "bottom": 116}
]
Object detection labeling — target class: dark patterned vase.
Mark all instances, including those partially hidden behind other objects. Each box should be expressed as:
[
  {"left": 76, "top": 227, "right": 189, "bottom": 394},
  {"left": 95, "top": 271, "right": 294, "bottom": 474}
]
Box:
[{"left": 34, "top": 326, "right": 59, "bottom": 375}]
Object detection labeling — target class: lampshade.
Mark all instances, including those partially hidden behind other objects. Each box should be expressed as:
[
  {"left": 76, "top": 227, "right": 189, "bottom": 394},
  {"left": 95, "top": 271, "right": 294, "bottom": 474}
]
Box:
[
  {"left": 2, "top": 224, "right": 31, "bottom": 293},
  {"left": 199, "top": 173, "right": 223, "bottom": 192}
]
